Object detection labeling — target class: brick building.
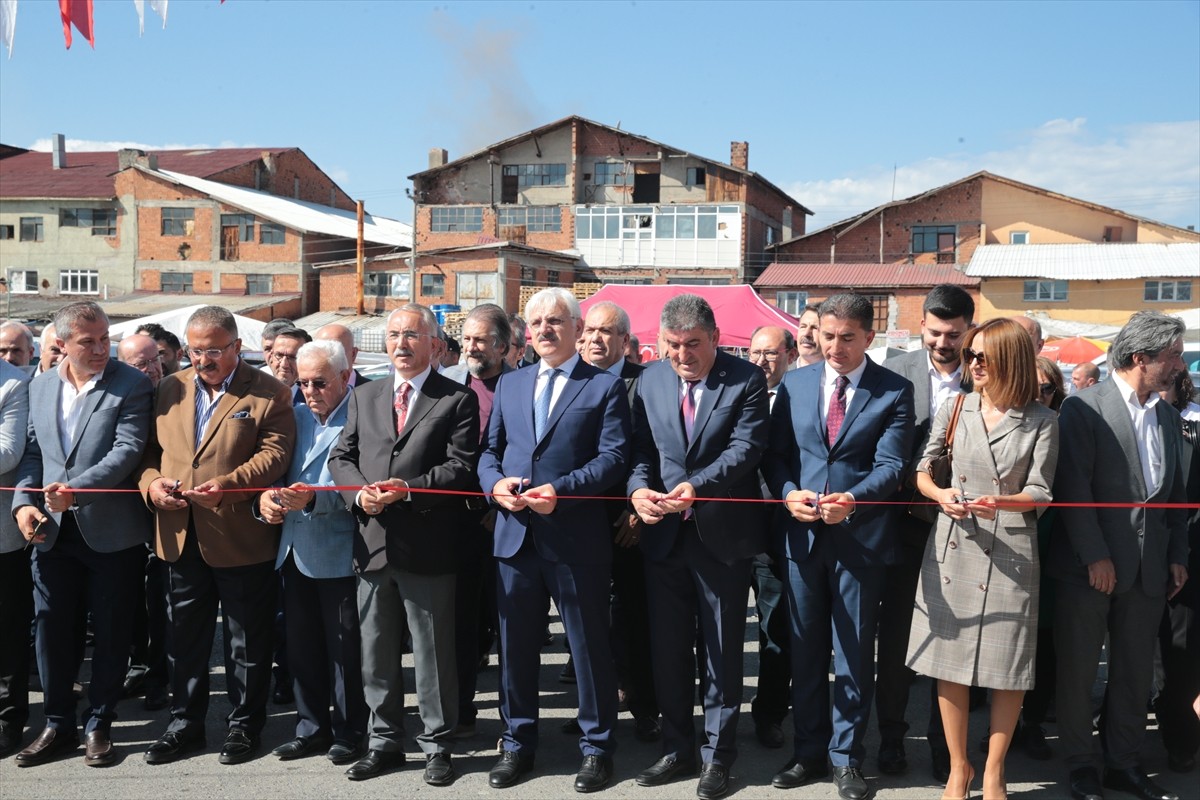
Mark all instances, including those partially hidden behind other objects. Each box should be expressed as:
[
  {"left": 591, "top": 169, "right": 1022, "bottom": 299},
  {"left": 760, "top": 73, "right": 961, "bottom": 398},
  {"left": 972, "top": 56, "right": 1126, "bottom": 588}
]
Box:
[{"left": 400, "top": 116, "right": 811, "bottom": 313}]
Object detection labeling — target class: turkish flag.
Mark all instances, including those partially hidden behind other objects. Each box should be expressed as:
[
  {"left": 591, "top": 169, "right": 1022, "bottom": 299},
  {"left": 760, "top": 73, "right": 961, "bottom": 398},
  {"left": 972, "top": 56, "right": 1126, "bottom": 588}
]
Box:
[{"left": 59, "top": 0, "right": 94, "bottom": 49}]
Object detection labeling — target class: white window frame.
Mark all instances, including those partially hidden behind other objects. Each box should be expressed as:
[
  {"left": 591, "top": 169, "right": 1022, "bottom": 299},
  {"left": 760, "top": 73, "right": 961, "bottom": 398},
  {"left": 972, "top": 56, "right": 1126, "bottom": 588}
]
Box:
[
  {"left": 1023, "top": 279, "right": 1068, "bottom": 302},
  {"left": 7, "top": 269, "right": 38, "bottom": 293},
  {"left": 775, "top": 291, "right": 808, "bottom": 315},
  {"left": 1009, "top": 231, "right": 1029, "bottom": 245},
  {"left": 59, "top": 269, "right": 99, "bottom": 295},
  {"left": 1144, "top": 279, "right": 1193, "bottom": 303}
]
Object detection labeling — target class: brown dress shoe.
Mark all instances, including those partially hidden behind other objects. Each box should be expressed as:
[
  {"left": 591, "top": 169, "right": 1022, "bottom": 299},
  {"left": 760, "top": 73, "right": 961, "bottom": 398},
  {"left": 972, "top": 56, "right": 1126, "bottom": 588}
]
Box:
[
  {"left": 84, "top": 730, "right": 116, "bottom": 766},
  {"left": 15, "top": 727, "right": 80, "bottom": 767}
]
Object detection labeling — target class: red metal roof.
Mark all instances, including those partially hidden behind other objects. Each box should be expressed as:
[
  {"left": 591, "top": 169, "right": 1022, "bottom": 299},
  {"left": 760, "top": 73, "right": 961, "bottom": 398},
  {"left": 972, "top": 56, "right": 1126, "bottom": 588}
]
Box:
[
  {"left": 754, "top": 262, "right": 978, "bottom": 288},
  {"left": 0, "top": 147, "right": 294, "bottom": 199}
]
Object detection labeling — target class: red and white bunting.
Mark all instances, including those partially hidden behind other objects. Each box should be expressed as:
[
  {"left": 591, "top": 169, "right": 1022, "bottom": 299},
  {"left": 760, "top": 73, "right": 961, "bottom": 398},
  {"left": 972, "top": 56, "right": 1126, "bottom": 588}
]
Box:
[
  {"left": 133, "top": 0, "right": 167, "bottom": 36},
  {"left": 0, "top": 0, "right": 16, "bottom": 58},
  {"left": 59, "top": 0, "right": 94, "bottom": 49}
]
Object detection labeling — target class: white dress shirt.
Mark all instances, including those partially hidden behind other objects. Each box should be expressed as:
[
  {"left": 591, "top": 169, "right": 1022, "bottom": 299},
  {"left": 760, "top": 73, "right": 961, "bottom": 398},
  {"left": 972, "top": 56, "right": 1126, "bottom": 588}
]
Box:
[
  {"left": 821, "top": 357, "right": 869, "bottom": 426},
  {"left": 56, "top": 359, "right": 100, "bottom": 455},
  {"left": 926, "top": 353, "right": 964, "bottom": 420},
  {"left": 536, "top": 353, "right": 579, "bottom": 414},
  {"left": 1111, "top": 371, "right": 1165, "bottom": 494}
]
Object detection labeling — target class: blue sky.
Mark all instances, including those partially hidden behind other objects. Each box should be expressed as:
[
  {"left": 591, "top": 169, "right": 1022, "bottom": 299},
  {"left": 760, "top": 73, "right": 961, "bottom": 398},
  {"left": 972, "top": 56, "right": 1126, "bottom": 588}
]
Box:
[{"left": 2, "top": 0, "right": 1198, "bottom": 232}]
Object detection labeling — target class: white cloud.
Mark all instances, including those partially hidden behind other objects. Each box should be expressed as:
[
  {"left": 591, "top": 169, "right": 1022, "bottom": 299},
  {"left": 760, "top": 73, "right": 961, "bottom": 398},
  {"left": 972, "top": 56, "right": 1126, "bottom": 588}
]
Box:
[
  {"left": 789, "top": 119, "right": 1200, "bottom": 232},
  {"left": 28, "top": 137, "right": 249, "bottom": 152}
]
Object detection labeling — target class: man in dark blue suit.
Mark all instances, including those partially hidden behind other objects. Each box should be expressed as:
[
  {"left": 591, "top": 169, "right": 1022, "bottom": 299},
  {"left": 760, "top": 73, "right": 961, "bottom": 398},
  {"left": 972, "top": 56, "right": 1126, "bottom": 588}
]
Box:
[
  {"left": 628, "top": 294, "right": 770, "bottom": 800},
  {"left": 478, "top": 288, "right": 631, "bottom": 794},
  {"left": 762, "top": 293, "right": 914, "bottom": 800}
]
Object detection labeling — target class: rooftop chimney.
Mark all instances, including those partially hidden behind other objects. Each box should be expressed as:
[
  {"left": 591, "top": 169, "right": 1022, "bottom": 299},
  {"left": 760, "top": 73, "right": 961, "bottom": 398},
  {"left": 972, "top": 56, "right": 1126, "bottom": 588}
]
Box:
[
  {"left": 730, "top": 141, "right": 748, "bottom": 171},
  {"left": 117, "top": 148, "right": 153, "bottom": 171},
  {"left": 429, "top": 148, "right": 448, "bottom": 169},
  {"left": 51, "top": 133, "right": 66, "bottom": 170}
]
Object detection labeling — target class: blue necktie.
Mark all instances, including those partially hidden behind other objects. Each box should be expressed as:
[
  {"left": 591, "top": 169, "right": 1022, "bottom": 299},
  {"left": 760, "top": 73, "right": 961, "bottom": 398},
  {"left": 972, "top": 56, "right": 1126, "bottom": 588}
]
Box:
[{"left": 534, "top": 368, "right": 560, "bottom": 440}]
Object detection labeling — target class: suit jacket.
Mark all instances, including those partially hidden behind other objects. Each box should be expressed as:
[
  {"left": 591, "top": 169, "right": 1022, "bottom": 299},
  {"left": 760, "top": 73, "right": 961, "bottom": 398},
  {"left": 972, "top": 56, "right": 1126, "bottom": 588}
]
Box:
[
  {"left": 0, "top": 360, "right": 31, "bottom": 554},
  {"left": 13, "top": 359, "right": 154, "bottom": 553},
  {"left": 478, "top": 359, "right": 631, "bottom": 565},
  {"left": 1047, "top": 379, "right": 1188, "bottom": 596},
  {"left": 328, "top": 368, "right": 480, "bottom": 575},
  {"left": 137, "top": 360, "right": 295, "bottom": 568},
  {"left": 627, "top": 351, "right": 770, "bottom": 565},
  {"left": 274, "top": 396, "right": 356, "bottom": 579},
  {"left": 762, "top": 358, "right": 915, "bottom": 567}
]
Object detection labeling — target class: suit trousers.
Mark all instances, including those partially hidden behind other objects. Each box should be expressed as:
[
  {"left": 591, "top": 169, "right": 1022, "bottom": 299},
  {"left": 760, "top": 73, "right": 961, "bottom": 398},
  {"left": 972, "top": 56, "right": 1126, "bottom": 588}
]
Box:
[
  {"left": 454, "top": 514, "right": 494, "bottom": 726},
  {"left": 165, "top": 529, "right": 277, "bottom": 737},
  {"left": 127, "top": 547, "right": 170, "bottom": 690},
  {"left": 645, "top": 523, "right": 751, "bottom": 768},
  {"left": 611, "top": 537, "right": 657, "bottom": 720},
  {"left": 0, "top": 548, "right": 34, "bottom": 729},
  {"left": 282, "top": 555, "right": 367, "bottom": 743},
  {"left": 786, "top": 544, "right": 884, "bottom": 768},
  {"left": 357, "top": 564, "right": 457, "bottom": 754},
  {"left": 497, "top": 540, "right": 617, "bottom": 758},
  {"left": 1155, "top": 601, "right": 1199, "bottom": 758},
  {"left": 31, "top": 513, "right": 143, "bottom": 733},
  {"left": 750, "top": 556, "right": 791, "bottom": 727},
  {"left": 1054, "top": 576, "right": 1164, "bottom": 769}
]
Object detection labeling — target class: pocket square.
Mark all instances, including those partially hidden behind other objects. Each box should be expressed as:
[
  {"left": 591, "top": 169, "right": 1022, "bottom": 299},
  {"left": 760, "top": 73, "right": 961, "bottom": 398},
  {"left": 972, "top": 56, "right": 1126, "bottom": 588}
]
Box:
[{"left": 230, "top": 410, "right": 251, "bottom": 419}]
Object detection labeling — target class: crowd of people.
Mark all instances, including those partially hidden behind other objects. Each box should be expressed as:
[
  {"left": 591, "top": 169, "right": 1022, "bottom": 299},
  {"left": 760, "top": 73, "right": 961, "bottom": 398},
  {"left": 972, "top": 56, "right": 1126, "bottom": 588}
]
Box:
[{"left": 0, "top": 286, "right": 1195, "bottom": 800}]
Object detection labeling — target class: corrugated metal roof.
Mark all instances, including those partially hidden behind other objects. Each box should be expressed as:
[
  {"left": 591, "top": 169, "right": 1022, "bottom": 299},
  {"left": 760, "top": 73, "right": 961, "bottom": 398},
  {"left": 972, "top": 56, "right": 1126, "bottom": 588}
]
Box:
[
  {"left": 965, "top": 243, "right": 1200, "bottom": 279},
  {"left": 754, "top": 262, "right": 978, "bottom": 288},
  {"left": 0, "top": 147, "right": 294, "bottom": 199},
  {"left": 155, "top": 169, "right": 412, "bottom": 248}
]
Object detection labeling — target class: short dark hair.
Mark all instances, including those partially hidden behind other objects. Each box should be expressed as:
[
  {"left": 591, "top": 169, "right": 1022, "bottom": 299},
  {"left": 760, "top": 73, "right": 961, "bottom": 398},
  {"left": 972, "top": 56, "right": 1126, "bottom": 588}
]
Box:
[
  {"left": 817, "top": 293, "right": 874, "bottom": 333},
  {"left": 923, "top": 284, "right": 975, "bottom": 323},
  {"left": 272, "top": 326, "right": 312, "bottom": 345},
  {"left": 445, "top": 337, "right": 461, "bottom": 355},
  {"left": 261, "top": 318, "right": 295, "bottom": 343},
  {"left": 54, "top": 301, "right": 108, "bottom": 341},
  {"left": 661, "top": 294, "right": 716, "bottom": 334},
  {"left": 135, "top": 322, "right": 181, "bottom": 352},
  {"left": 465, "top": 304, "right": 512, "bottom": 353},
  {"left": 187, "top": 306, "right": 238, "bottom": 339}
]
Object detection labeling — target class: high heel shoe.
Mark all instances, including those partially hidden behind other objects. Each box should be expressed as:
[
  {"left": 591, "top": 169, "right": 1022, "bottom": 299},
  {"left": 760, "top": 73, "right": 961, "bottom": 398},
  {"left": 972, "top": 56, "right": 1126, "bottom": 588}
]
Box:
[{"left": 941, "top": 766, "right": 976, "bottom": 800}]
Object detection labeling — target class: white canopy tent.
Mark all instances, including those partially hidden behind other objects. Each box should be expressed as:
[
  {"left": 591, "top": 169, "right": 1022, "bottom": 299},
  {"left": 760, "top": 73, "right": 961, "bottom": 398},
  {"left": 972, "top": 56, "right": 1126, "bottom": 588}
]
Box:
[{"left": 108, "top": 305, "right": 267, "bottom": 351}]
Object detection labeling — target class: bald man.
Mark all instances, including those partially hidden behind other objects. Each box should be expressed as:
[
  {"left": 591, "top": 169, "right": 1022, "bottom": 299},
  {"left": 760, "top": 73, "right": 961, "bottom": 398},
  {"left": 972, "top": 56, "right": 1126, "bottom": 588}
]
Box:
[
  {"left": 1071, "top": 363, "right": 1100, "bottom": 393},
  {"left": 315, "top": 324, "right": 369, "bottom": 387},
  {"left": 0, "top": 322, "right": 35, "bottom": 370},
  {"left": 1013, "top": 316, "right": 1046, "bottom": 354},
  {"left": 37, "top": 325, "right": 64, "bottom": 375},
  {"left": 118, "top": 335, "right": 164, "bottom": 390}
]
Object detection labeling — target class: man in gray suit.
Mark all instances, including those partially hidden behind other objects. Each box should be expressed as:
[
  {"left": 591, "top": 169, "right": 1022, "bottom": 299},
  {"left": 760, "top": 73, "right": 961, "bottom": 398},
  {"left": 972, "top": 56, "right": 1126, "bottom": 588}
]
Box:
[
  {"left": 1049, "top": 310, "right": 1189, "bottom": 800},
  {"left": 0, "top": 358, "right": 31, "bottom": 757},
  {"left": 12, "top": 301, "right": 154, "bottom": 768},
  {"left": 875, "top": 284, "right": 974, "bottom": 779}
]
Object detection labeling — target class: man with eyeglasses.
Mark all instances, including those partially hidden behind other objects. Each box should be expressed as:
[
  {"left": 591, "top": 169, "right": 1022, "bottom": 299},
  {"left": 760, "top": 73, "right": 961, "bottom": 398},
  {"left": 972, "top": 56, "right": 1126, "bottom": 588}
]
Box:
[
  {"left": 328, "top": 303, "right": 479, "bottom": 786},
  {"left": 746, "top": 326, "right": 798, "bottom": 751},
  {"left": 135, "top": 324, "right": 183, "bottom": 376},
  {"left": 268, "top": 327, "right": 313, "bottom": 406},
  {"left": 137, "top": 305, "right": 295, "bottom": 767},
  {"left": 118, "top": 334, "right": 163, "bottom": 389}
]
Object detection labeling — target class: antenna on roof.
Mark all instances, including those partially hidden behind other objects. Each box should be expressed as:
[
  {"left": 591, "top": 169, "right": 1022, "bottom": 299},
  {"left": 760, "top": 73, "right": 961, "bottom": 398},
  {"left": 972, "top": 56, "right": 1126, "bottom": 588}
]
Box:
[{"left": 891, "top": 163, "right": 897, "bottom": 202}]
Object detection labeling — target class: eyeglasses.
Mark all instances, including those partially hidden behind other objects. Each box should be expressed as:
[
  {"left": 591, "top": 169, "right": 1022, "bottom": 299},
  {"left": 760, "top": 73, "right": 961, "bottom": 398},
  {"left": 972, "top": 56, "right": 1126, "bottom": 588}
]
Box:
[
  {"left": 528, "top": 316, "right": 569, "bottom": 329},
  {"left": 128, "top": 358, "right": 161, "bottom": 371},
  {"left": 1039, "top": 382, "right": 1055, "bottom": 396},
  {"left": 187, "top": 341, "right": 237, "bottom": 360},
  {"left": 385, "top": 330, "right": 431, "bottom": 343},
  {"left": 296, "top": 379, "right": 330, "bottom": 390},
  {"left": 749, "top": 350, "right": 781, "bottom": 362},
  {"left": 962, "top": 348, "right": 987, "bottom": 367},
  {"left": 270, "top": 351, "right": 298, "bottom": 363}
]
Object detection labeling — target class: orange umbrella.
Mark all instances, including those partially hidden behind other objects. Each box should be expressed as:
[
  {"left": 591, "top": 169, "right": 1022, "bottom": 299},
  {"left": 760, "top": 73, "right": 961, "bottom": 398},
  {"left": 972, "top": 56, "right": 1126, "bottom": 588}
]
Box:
[{"left": 1040, "top": 336, "right": 1106, "bottom": 364}]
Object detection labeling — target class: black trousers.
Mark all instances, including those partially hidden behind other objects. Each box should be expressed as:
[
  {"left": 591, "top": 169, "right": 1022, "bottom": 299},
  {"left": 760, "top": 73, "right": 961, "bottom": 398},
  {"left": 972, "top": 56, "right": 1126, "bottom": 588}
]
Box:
[
  {"left": 1155, "top": 600, "right": 1199, "bottom": 758},
  {"left": 0, "top": 547, "right": 34, "bottom": 730},
  {"left": 750, "top": 556, "right": 790, "bottom": 726},
  {"left": 610, "top": 536, "right": 658, "bottom": 720},
  {"left": 127, "top": 547, "right": 170, "bottom": 689}
]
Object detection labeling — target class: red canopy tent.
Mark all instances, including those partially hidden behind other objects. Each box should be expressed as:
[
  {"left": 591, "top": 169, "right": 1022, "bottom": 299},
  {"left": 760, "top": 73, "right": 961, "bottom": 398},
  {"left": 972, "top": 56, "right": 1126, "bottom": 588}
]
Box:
[{"left": 576, "top": 284, "right": 799, "bottom": 360}]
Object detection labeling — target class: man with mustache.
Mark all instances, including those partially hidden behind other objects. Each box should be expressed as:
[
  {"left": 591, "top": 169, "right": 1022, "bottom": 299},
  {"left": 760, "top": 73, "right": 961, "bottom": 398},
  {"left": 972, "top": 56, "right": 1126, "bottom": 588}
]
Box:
[{"left": 796, "top": 305, "right": 823, "bottom": 367}]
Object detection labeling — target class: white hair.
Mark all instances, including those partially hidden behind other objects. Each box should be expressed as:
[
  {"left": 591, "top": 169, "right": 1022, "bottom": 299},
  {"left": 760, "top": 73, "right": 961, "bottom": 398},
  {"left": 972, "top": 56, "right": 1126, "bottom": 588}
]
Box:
[{"left": 297, "top": 339, "right": 348, "bottom": 373}]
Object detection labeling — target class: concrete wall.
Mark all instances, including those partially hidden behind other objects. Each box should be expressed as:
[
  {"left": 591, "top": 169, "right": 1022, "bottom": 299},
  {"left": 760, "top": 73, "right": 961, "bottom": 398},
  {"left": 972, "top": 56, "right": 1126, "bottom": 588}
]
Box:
[
  {"left": 980, "top": 180, "right": 1141, "bottom": 245},
  {"left": 0, "top": 197, "right": 134, "bottom": 296},
  {"left": 977, "top": 276, "right": 1197, "bottom": 327}
]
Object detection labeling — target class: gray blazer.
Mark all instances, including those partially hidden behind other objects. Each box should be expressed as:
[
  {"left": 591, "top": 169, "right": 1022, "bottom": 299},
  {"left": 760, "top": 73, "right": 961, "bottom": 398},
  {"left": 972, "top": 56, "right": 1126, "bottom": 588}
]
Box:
[
  {"left": 12, "top": 359, "right": 154, "bottom": 553},
  {"left": 1046, "top": 378, "right": 1189, "bottom": 596},
  {"left": 0, "top": 360, "right": 31, "bottom": 553}
]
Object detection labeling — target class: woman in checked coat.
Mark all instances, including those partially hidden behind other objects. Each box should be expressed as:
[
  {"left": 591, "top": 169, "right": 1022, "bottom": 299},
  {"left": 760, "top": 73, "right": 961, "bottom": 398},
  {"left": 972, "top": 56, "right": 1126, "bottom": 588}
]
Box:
[{"left": 906, "top": 317, "right": 1060, "bottom": 800}]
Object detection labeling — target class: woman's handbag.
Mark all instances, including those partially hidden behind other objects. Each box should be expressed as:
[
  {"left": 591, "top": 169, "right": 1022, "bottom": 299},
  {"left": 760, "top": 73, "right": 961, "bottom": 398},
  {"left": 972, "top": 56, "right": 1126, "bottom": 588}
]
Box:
[{"left": 907, "top": 393, "right": 966, "bottom": 523}]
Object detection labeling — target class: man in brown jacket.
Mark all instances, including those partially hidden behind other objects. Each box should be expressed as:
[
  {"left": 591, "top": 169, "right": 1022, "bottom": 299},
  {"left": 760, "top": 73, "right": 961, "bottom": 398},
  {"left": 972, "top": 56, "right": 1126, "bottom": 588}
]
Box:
[{"left": 137, "top": 306, "right": 295, "bottom": 766}]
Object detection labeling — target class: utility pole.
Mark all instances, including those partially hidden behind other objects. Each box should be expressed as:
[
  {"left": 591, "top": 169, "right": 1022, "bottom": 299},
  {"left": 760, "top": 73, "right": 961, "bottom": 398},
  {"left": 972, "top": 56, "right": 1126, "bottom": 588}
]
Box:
[{"left": 356, "top": 200, "right": 365, "bottom": 315}]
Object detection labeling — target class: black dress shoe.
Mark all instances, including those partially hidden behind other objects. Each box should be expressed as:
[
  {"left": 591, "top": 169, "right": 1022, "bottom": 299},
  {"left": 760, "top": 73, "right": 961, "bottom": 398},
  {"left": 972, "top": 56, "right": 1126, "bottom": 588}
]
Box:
[
  {"left": 633, "top": 715, "right": 662, "bottom": 742},
  {"left": 143, "top": 685, "right": 170, "bottom": 711},
  {"left": 15, "top": 727, "right": 80, "bottom": 766},
  {"left": 755, "top": 719, "right": 784, "bottom": 749},
  {"left": 878, "top": 738, "right": 907, "bottom": 774},
  {"left": 772, "top": 759, "right": 830, "bottom": 788},
  {"left": 84, "top": 730, "right": 116, "bottom": 767},
  {"left": 424, "top": 752, "right": 455, "bottom": 786},
  {"left": 122, "top": 671, "right": 147, "bottom": 698},
  {"left": 0, "top": 722, "right": 24, "bottom": 758},
  {"left": 327, "top": 740, "right": 366, "bottom": 765},
  {"left": 1103, "top": 766, "right": 1179, "bottom": 800},
  {"left": 574, "top": 754, "right": 613, "bottom": 793},
  {"left": 561, "top": 717, "right": 583, "bottom": 734},
  {"left": 833, "top": 765, "right": 870, "bottom": 800},
  {"left": 218, "top": 729, "right": 259, "bottom": 765},
  {"left": 697, "top": 762, "right": 730, "bottom": 800},
  {"left": 489, "top": 750, "right": 535, "bottom": 788},
  {"left": 1022, "top": 724, "right": 1052, "bottom": 760},
  {"left": 144, "top": 729, "right": 205, "bottom": 764},
  {"left": 930, "top": 742, "right": 951, "bottom": 783},
  {"left": 1068, "top": 767, "right": 1105, "bottom": 800},
  {"left": 345, "top": 749, "right": 406, "bottom": 781},
  {"left": 636, "top": 755, "right": 698, "bottom": 786},
  {"left": 272, "top": 735, "right": 334, "bottom": 760}
]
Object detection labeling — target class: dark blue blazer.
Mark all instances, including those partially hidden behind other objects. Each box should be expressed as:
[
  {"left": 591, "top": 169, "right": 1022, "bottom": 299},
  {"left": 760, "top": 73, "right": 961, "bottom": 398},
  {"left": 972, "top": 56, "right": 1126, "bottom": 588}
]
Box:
[
  {"left": 628, "top": 351, "right": 770, "bottom": 565},
  {"left": 478, "top": 359, "right": 631, "bottom": 565},
  {"left": 762, "top": 358, "right": 914, "bottom": 567}
]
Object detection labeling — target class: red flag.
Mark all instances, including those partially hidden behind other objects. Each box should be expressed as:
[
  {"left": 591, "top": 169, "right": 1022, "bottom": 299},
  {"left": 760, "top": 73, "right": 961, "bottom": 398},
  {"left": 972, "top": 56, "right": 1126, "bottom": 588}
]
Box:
[{"left": 59, "top": 0, "right": 94, "bottom": 49}]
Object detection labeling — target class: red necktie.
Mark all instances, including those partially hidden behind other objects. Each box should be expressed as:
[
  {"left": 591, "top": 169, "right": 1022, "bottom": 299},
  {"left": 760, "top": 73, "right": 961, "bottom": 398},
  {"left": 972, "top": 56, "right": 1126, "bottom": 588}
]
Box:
[
  {"left": 394, "top": 382, "right": 411, "bottom": 435},
  {"left": 826, "top": 375, "right": 848, "bottom": 446},
  {"left": 682, "top": 380, "right": 699, "bottom": 443}
]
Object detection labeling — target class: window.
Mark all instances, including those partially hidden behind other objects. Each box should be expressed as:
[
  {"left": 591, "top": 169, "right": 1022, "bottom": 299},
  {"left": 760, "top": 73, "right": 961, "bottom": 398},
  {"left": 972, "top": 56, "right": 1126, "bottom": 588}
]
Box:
[
  {"left": 1144, "top": 280, "right": 1193, "bottom": 302},
  {"left": 1103, "top": 226, "right": 1123, "bottom": 243},
  {"left": 20, "top": 217, "right": 43, "bottom": 242},
  {"left": 421, "top": 274, "right": 445, "bottom": 296},
  {"left": 365, "top": 272, "right": 409, "bottom": 298},
  {"left": 520, "top": 266, "right": 536, "bottom": 284},
  {"left": 259, "top": 223, "right": 285, "bottom": 244},
  {"left": 7, "top": 269, "right": 37, "bottom": 293},
  {"left": 160, "top": 272, "right": 194, "bottom": 293},
  {"left": 430, "top": 207, "right": 483, "bottom": 233},
  {"left": 61, "top": 208, "right": 116, "bottom": 236},
  {"left": 1009, "top": 231, "right": 1029, "bottom": 245},
  {"left": 1023, "top": 280, "right": 1068, "bottom": 302},
  {"left": 497, "top": 206, "right": 562, "bottom": 232},
  {"left": 221, "top": 213, "right": 255, "bottom": 242},
  {"left": 686, "top": 167, "right": 706, "bottom": 187},
  {"left": 861, "top": 293, "right": 890, "bottom": 332},
  {"left": 246, "top": 274, "right": 273, "bottom": 295},
  {"left": 593, "top": 162, "right": 629, "bottom": 186},
  {"left": 59, "top": 269, "right": 99, "bottom": 295},
  {"left": 501, "top": 163, "right": 566, "bottom": 187},
  {"left": 775, "top": 291, "right": 808, "bottom": 316},
  {"left": 0, "top": 225, "right": 12, "bottom": 239},
  {"left": 161, "top": 208, "right": 195, "bottom": 236},
  {"left": 911, "top": 225, "right": 956, "bottom": 263},
  {"left": 547, "top": 270, "right": 560, "bottom": 286}
]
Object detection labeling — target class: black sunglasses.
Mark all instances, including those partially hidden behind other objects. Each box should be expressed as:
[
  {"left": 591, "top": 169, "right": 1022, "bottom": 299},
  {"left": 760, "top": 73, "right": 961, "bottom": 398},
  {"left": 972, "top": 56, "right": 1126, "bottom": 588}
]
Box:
[
  {"left": 962, "top": 348, "right": 987, "bottom": 366},
  {"left": 296, "top": 379, "right": 329, "bottom": 390},
  {"left": 1039, "top": 382, "right": 1055, "bottom": 396}
]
